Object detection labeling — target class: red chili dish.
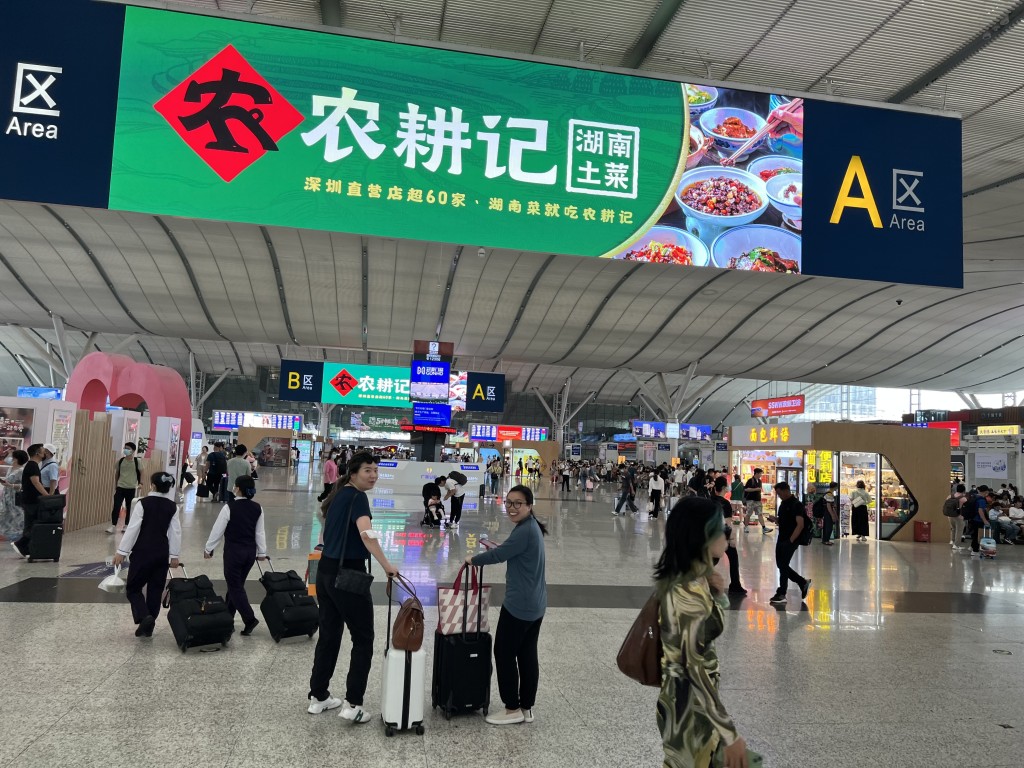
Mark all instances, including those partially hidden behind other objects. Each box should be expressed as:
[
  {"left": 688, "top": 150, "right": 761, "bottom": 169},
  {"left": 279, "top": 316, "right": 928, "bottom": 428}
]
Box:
[
  {"left": 712, "top": 116, "right": 756, "bottom": 139},
  {"left": 623, "top": 241, "right": 694, "bottom": 265},
  {"left": 680, "top": 177, "right": 762, "bottom": 216}
]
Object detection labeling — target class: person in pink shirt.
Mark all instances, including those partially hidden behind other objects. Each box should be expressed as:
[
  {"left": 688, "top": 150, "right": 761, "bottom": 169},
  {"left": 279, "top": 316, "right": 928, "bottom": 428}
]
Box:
[{"left": 318, "top": 455, "right": 339, "bottom": 502}]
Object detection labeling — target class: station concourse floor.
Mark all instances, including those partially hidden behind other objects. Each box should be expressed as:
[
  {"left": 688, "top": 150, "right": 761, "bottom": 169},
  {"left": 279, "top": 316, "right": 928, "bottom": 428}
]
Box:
[{"left": 1, "top": 467, "right": 1023, "bottom": 768}]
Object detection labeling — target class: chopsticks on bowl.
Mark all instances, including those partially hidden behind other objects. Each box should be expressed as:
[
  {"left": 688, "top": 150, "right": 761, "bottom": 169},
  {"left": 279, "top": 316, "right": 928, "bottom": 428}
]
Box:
[{"left": 720, "top": 98, "right": 803, "bottom": 167}]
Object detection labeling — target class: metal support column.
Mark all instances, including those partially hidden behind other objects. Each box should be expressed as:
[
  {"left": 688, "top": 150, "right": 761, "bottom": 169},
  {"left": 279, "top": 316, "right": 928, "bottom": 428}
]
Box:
[{"left": 51, "top": 314, "right": 72, "bottom": 378}]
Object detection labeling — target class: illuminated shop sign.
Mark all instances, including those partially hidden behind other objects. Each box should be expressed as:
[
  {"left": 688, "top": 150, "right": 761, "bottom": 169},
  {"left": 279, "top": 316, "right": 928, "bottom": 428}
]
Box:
[{"left": 750, "top": 395, "right": 805, "bottom": 418}]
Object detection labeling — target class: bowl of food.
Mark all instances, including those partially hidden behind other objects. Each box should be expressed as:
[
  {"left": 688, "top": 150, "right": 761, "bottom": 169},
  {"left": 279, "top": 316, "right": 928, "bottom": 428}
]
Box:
[
  {"left": 686, "top": 125, "right": 711, "bottom": 170},
  {"left": 699, "top": 108, "right": 766, "bottom": 157},
  {"left": 711, "top": 225, "right": 801, "bottom": 273},
  {"left": 674, "top": 167, "right": 768, "bottom": 241},
  {"left": 686, "top": 84, "right": 718, "bottom": 118},
  {"left": 747, "top": 155, "right": 803, "bottom": 183},
  {"left": 765, "top": 173, "right": 803, "bottom": 229},
  {"left": 613, "top": 225, "right": 710, "bottom": 267}
]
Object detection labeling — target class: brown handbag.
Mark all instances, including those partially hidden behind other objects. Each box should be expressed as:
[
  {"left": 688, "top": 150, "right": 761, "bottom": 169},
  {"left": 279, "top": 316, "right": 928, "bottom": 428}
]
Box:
[
  {"left": 616, "top": 591, "right": 662, "bottom": 686},
  {"left": 387, "top": 574, "right": 424, "bottom": 652}
]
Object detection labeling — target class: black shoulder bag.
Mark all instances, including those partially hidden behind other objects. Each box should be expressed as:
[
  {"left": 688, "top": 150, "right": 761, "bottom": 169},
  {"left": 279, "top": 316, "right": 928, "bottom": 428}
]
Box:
[{"left": 332, "top": 490, "right": 374, "bottom": 597}]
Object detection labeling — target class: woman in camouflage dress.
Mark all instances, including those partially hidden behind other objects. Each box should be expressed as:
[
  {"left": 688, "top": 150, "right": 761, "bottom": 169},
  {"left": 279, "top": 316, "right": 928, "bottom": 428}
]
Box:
[{"left": 655, "top": 496, "right": 749, "bottom": 768}]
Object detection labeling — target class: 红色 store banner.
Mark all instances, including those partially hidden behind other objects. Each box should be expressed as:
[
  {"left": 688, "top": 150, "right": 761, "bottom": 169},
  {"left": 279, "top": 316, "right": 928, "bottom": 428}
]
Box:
[{"left": 0, "top": 0, "right": 963, "bottom": 288}]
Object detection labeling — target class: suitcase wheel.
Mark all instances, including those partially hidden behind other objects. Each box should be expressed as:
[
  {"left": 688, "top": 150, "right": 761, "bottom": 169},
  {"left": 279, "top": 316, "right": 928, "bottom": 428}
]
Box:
[
  {"left": 308, "top": 632, "right": 315, "bottom": 638},
  {"left": 444, "top": 709, "right": 452, "bottom": 721},
  {"left": 273, "top": 635, "right": 281, "bottom": 643},
  {"left": 385, "top": 726, "right": 395, "bottom": 737},
  {"left": 415, "top": 725, "right": 425, "bottom": 735},
  {"left": 53, "top": 558, "right": 59, "bottom": 563},
  {"left": 26, "top": 557, "right": 33, "bottom": 563}
]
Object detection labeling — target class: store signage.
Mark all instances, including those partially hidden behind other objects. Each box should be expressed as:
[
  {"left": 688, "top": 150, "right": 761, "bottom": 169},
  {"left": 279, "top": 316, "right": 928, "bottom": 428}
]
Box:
[
  {"left": 466, "top": 372, "right": 506, "bottom": 413},
  {"left": 0, "top": 4, "right": 943, "bottom": 289},
  {"left": 632, "top": 421, "right": 712, "bottom": 441},
  {"left": 730, "top": 423, "right": 813, "bottom": 448},
  {"left": 750, "top": 395, "right": 805, "bottom": 418},
  {"left": 351, "top": 413, "right": 405, "bottom": 430},
  {"left": 278, "top": 359, "right": 324, "bottom": 402},
  {"left": 410, "top": 360, "right": 451, "bottom": 403},
  {"left": 906, "top": 420, "right": 961, "bottom": 447},
  {"left": 656, "top": 443, "right": 671, "bottom": 452},
  {"left": 412, "top": 402, "right": 452, "bottom": 428},
  {"left": 17, "top": 387, "right": 63, "bottom": 400},
  {"left": 212, "top": 410, "right": 301, "bottom": 431},
  {"left": 469, "top": 423, "right": 548, "bottom": 441},
  {"left": 321, "top": 363, "right": 411, "bottom": 408},
  {"left": 399, "top": 423, "right": 456, "bottom": 434},
  {"left": 715, "top": 442, "right": 728, "bottom": 452},
  {"left": 977, "top": 425, "right": 1020, "bottom": 436}
]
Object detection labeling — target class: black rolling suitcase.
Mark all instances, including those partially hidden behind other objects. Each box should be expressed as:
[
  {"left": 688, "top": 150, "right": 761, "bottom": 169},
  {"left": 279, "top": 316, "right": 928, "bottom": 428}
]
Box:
[
  {"left": 256, "top": 559, "right": 319, "bottom": 642},
  {"left": 162, "top": 566, "right": 234, "bottom": 652},
  {"left": 27, "top": 523, "right": 63, "bottom": 562},
  {"left": 432, "top": 565, "right": 492, "bottom": 719},
  {"left": 196, "top": 484, "right": 209, "bottom": 498}
]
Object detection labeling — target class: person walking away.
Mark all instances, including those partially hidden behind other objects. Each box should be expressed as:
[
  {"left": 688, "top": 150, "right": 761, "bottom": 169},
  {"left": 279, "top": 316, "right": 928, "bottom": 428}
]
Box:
[
  {"left": 850, "top": 481, "right": 872, "bottom": 541},
  {"left": 444, "top": 472, "right": 466, "bottom": 527},
  {"left": 203, "top": 476, "right": 268, "bottom": 636},
  {"left": 654, "top": 496, "right": 750, "bottom": 767},
  {"left": 10, "top": 444, "right": 49, "bottom": 558},
  {"left": 196, "top": 446, "right": 209, "bottom": 488},
  {"left": 821, "top": 482, "right": 839, "bottom": 546},
  {"left": 672, "top": 464, "right": 686, "bottom": 497},
  {"left": 0, "top": 450, "right": 29, "bottom": 541},
  {"left": 613, "top": 466, "right": 638, "bottom": 516},
  {"left": 206, "top": 442, "right": 228, "bottom": 502},
  {"left": 730, "top": 474, "right": 744, "bottom": 505},
  {"left": 112, "top": 472, "right": 181, "bottom": 638},
  {"left": 767, "top": 481, "right": 811, "bottom": 604},
  {"left": 943, "top": 484, "right": 967, "bottom": 550},
  {"left": 308, "top": 452, "right": 399, "bottom": 720},
  {"left": 713, "top": 476, "right": 747, "bottom": 595},
  {"left": 489, "top": 459, "right": 502, "bottom": 498},
  {"left": 225, "top": 444, "right": 252, "bottom": 502},
  {"left": 649, "top": 470, "right": 665, "bottom": 520},
  {"left": 560, "top": 461, "right": 571, "bottom": 492},
  {"left": 107, "top": 442, "right": 141, "bottom": 534},
  {"left": 319, "top": 453, "right": 339, "bottom": 502},
  {"left": 742, "top": 468, "right": 767, "bottom": 533},
  {"left": 466, "top": 484, "right": 547, "bottom": 725}
]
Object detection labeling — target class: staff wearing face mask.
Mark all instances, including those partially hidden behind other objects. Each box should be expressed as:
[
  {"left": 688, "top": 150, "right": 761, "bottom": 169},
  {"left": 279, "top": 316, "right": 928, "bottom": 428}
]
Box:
[{"left": 107, "top": 442, "right": 143, "bottom": 534}]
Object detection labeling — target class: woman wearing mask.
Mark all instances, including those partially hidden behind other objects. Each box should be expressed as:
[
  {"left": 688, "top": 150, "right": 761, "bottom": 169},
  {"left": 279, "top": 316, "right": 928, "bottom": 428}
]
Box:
[
  {"left": 849, "top": 481, "right": 872, "bottom": 542},
  {"left": 203, "top": 476, "right": 268, "bottom": 636},
  {"left": 0, "top": 450, "right": 29, "bottom": 541},
  {"left": 465, "top": 484, "right": 548, "bottom": 725},
  {"left": 112, "top": 473, "right": 182, "bottom": 638},
  {"left": 713, "top": 476, "right": 747, "bottom": 595},
  {"left": 308, "top": 452, "right": 399, "bottom": 721},
  {"left": 656, "top": 496, "right": 749, "bottom": 768}
]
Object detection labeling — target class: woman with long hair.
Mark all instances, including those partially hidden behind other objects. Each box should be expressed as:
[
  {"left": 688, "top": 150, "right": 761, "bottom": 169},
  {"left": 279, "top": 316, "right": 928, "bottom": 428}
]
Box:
[
  {"left": 0, "top": 449, "right": 28, "bottom": 541},
  {"left": 465, "top": 484, "right": 548, "bottom": 726},
  {"left": 849, "top": 480, "right": 872, "bottom": 541},
  {"left": 655, "top": 496, "right": 749, "bottom": 768}
]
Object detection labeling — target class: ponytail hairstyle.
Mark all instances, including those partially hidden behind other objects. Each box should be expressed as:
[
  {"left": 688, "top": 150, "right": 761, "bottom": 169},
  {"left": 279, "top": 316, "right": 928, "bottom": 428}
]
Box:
[
  {"left": 151, "top": 472, "right": 175, "bottom": 494},
  {"left": 320, "top": 451, "right": 378, "bottom": 516},
  {"left": 235, "top": 475, "right": 256, "bottom": 500},
  {"left": 506, "top": 483, "right": 548, "bottom": 536}
]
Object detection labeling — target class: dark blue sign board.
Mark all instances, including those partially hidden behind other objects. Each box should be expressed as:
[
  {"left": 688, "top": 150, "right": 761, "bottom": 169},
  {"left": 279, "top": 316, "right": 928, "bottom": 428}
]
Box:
[
  {"left": 278, "top": 359, "right": 323, "bottom": 402},
  {"left": 466, "top": 372, "right": 506, "bottom": 413}
]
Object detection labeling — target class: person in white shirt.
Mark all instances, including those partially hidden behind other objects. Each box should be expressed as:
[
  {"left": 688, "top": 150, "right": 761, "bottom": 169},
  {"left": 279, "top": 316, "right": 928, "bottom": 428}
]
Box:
[
  {"left": 672, "top": 466, "right": 686, "bottom": 496},
  {"left": 649, "top": 471, "right": 666, "bottom": 519},
  {"left": 443, "top": 473, "right": 467, "bottom": 527},
  {"left": 203, "top": 476, "right": 268, "bottom": 636}
]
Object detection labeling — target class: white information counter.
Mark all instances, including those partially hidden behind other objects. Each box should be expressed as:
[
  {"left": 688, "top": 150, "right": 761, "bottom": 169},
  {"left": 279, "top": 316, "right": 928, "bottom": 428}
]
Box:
[{"left": 369, "top": 460, "right": 485, "bottom": 512}]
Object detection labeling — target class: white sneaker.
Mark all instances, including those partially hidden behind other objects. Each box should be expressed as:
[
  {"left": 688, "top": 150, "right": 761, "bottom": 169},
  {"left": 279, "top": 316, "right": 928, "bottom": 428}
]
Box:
[
  {"left": 307, "top": 695, "right": 343, "bottom": 714},
  {"left": 485, "top": 708, "right": 525, "bottom": 725},
  {"left": 523, "top": 708, "right": 535, "bottom": 723},
  {"left": 105, "top": 526, "right": 116, "bottom": 534},
  {"left": 10, "top": 541, "right": 25, "bottom": 558},
  {"left": 339, "top": 701, "right": 373, "bottom": 723}
]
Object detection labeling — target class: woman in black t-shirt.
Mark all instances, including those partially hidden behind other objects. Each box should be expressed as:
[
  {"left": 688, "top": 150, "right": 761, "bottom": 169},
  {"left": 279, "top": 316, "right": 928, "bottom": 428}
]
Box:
[
  {"left": 713, "top": 476, "right": 747, "bottom": 595},
  {"left": 10, "top": 444, "right": 46, "bottom": 558}
]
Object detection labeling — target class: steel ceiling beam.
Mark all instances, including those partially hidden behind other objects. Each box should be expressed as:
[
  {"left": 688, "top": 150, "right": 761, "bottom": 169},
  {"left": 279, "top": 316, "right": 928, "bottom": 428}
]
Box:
[
  {"left": 261, "top": 226, "right": 299, "bottom": 345},
  {"left": 622, "top": 0, "right": 687, "bottom": 69},
  {"left": 493, "top": 254, "right": 557, "bottom": 358},
  {"left": 319, "top": 0, "right": 343, "bottom": 26},
  {"left": 888, "top": 1, "right": 1024, "bottom": 103},
  {"left": 154, "top": 216, "right": 229, "bottom": 341}
]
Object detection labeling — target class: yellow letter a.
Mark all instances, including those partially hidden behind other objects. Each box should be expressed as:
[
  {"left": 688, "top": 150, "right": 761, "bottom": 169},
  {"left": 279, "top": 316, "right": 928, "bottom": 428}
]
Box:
[
  {"left": 829, "top": 155, "right": 883, "bottom": 228},
  {"left": 472, "top": 384, "right": 485, "bottom": 400}
]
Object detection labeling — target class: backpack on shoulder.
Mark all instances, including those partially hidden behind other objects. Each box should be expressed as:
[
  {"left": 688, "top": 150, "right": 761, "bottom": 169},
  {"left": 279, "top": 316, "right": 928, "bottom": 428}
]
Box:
[
  {"left": 812, "top": 497, "right": 826, "bottom": 519},
  {"left": 942, "top": 496, "right": 960, "bottom": 518}
]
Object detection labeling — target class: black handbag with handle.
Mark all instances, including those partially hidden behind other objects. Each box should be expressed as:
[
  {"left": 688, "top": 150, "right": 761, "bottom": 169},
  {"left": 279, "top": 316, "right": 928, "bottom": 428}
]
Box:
[{"left": 332, "top": 491, "right": 374, "bottom": 597}]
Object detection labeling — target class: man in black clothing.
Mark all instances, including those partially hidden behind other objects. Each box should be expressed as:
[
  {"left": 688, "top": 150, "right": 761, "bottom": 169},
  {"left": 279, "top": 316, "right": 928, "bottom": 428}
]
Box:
[
  {"left": 613, "top": 465, "right": 638, "bottom": 516},
  {"left": 421, "top": 476, "right": 445, "bottom": 527},
  {"left": 206, "top": 442, "right": 228, "bottom": 502},
  {"left": 768, "top": 481, "right": 811, "bottom": 603},
  {"left": 10, "top": 444, "right": 48, "bottom": 558},
  {"left": 743, "top": 468, "right": 770, "bottom": 534}
]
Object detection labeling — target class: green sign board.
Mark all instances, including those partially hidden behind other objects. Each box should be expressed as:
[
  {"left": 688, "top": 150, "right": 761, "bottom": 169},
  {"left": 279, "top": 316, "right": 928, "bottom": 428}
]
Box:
[
  {"left": 321, "top": 363, "right": 411, "bottom": 408},
  {"left": 110, "top": 7, "right": 687, "bottom": 258}
]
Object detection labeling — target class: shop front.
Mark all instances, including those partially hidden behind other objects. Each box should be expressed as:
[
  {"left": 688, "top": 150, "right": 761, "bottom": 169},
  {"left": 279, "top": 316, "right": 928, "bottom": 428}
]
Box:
[{"left": 729, "top": 422, "right": 947, "bottom": 543}]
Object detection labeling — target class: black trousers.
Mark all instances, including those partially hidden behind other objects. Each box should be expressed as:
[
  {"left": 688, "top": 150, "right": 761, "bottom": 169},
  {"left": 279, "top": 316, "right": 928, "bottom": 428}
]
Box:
[
  {"left": 207, "top": 473, "right": 223, "bottom": 501},
  {"left": 724, "top": 527, "right": 743, "bottom": 589},
  {"left": 494, "top": 605, "right": 544, "bottom": 711},
  {"left": 650, "top": 490, "right": 662, "bottom": 517},
  {"left": 970, "top": 519, "right": 984, "bottom": 552},
  {"left": 775, "top": 540, "right": 806, "bottom": 594},
  {"left": 449, "top": 495, "right": 464, "bottom": 524},
  {"left": 126, "top": 555, "right": 166, "bottom": 624},
  {"left": 111, "top": 487, "right": 136, "bottom": 527},
  {"left": 12, "top": 502, "right": 39, "bottom": 554},
  {"left": 317, "top": 482, "right": 334, "bottom": 502},
  {"left": 561, "top": 475, "right": 570, "bottom": 491},
  {"left": 223, "top": 546, "right": 257, "bottom": 624},
  {"left": 822, "top": 513, "right": 835, "bottom": 544},
  {"left": 309, "top": 563, "right": 375, "bottom": 704},
  {"left": 615, "top": 490, "right": 638, "bottom": 513}
]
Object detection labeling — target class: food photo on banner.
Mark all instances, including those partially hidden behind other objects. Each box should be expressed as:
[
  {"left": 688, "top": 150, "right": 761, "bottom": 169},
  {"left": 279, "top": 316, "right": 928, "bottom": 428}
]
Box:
[{"left": 255, "top": 437, "right": 291, "bottom": 467}]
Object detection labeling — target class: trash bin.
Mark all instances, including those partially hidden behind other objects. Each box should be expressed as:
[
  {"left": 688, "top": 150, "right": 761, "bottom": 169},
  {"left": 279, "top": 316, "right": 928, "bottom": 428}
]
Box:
[{"left": 914, "top": 520, "right": 931, "bottom": 543}]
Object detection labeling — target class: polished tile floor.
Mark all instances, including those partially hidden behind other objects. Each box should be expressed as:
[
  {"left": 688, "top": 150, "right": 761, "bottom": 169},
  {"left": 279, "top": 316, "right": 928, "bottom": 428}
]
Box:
[{"left": 2, "top": 466, "right": 1023, "bottom": 767}]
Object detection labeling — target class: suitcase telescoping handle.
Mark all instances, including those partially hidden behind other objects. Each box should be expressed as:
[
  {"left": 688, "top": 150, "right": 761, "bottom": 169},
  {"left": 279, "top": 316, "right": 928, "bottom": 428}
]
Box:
[
  {"left": 254, "top": 557, "right": 275, "bottom": 575},
  {"left": 460, "top": 564, "right": 485, "bottom": 638}
]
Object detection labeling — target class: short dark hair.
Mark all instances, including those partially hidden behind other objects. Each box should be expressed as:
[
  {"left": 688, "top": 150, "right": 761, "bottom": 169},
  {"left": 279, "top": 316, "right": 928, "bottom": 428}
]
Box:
[
  {"left": 753, "top": 467, "right": 763, "bottom": 474},
  {"left": 234, "top": 475, "right": 256, "bottom": 499},
  {"left": 774, "top": 481, "right": 790, "bottom": 492},
  {"left": 10, "top": 449, "right": 28, "bottom": 466},
  {"left": 234, "top": 444, "right": 247, "bottom": 456},
  {"left": 26, "top": 443, "right": 43, "bottom": 458},
  {"left": 714, "top": 476, "right": 728, "bottom": 492},
  {"left": 956, "top": 484, "right": 966, "bottom": 493},
  {"left": 124, "top": 441, "right": 137, "bottom": 451}
]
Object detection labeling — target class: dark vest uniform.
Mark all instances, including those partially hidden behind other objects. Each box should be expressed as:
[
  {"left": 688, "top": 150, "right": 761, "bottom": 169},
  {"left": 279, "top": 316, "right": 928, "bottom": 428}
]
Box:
[
  {"left": 221, "top": 498, "right": 263, "bottom": 625},
  {"left": 132, "top": 496, "right": 177, "bottom": 562}
]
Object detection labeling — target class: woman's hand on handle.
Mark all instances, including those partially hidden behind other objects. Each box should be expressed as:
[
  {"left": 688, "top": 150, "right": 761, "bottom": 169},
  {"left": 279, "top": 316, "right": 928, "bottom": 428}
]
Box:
[
  {"left": 723, "top": 737, "right": 749, "bottom": 768},
  {"left": 383, "top": 562, "right": 399, "bottom": 578}
]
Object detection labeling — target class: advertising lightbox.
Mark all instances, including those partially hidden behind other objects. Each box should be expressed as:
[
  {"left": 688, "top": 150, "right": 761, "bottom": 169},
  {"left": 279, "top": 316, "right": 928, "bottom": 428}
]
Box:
[
  {"left": 750, "top": 395, "right": 806, "bottom": 418},
  {"left": 321, "top": 363, "right": 411, "bottom": 408}
]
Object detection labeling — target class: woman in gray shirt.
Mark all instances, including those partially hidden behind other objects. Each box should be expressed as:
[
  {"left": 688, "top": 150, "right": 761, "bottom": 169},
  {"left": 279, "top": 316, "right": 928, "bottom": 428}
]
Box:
[{"left": 466, "top": 484, "right": 548, "bottom": 726}]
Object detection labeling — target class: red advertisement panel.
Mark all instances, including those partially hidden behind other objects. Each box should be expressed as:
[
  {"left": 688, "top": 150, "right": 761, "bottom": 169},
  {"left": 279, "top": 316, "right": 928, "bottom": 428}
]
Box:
[{"left": 750, "top": 395, "right": 805, "bottom": 418}]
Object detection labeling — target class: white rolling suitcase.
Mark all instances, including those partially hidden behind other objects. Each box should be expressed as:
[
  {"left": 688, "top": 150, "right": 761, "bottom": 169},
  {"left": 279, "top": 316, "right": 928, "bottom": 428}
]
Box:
[{"left": 380, "top": 581, "right": 426, "bottom": 737}]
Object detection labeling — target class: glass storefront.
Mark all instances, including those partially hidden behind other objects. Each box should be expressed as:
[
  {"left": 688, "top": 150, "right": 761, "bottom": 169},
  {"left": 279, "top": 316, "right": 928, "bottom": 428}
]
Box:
[{"left": 734, "top": 450, "right": 804, "bottom": 510}]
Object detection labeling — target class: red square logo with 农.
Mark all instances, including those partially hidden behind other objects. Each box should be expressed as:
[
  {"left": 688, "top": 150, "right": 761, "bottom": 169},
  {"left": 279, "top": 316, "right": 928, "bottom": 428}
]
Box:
[
  {"left": 331, "top": 369, "right": 359, "bottom": 398},
  {"left": 154, "top": 44, "right": 303, "bottom": 182}
]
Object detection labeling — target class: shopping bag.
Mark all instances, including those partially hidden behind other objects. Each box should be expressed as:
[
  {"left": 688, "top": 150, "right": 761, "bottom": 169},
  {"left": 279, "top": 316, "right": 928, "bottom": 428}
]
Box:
[
  {"left": 98, "top": 565, "right": 126, "bottom": 594},
  {"left": 437, "top": 564, "right": 490, "bottom": 635},
  {"left": 586, "top": 479, "right": 595, "bottom": 491}
]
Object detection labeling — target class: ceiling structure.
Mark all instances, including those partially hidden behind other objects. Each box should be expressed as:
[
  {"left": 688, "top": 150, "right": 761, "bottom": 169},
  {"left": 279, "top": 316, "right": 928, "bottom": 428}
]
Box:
[{"left": 3, "top": 0, "right": 1024, "bottom": 426}]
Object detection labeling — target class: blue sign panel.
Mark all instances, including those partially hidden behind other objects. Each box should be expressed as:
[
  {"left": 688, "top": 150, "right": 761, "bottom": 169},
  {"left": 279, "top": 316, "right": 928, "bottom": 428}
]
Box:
[
  {"left": 410, "top": 361, "right": 451, "bottom": 402},
  {"left": 278, "top": 359, "right": 324, "bottom": 402},
  {"left": 466, "top": 372, "right": 506, "bottom": 413},
  {"left": 413, "top": 402, "right": 452, "bottom": 427},
  {"left": 803, "top": 100, "right": 963, "bottom": 288},
  {"left": 17, "top": 387, "right": 62, "bottom": 399}
]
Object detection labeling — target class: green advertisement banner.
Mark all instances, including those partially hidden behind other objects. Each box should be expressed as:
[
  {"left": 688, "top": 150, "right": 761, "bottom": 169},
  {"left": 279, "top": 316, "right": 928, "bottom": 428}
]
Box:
[
  {"left": 321, "top": 363, "right": 411, "bottom": 408},
  {"left": 110, "top": 7, "right": 687, "bottom": 258}
]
